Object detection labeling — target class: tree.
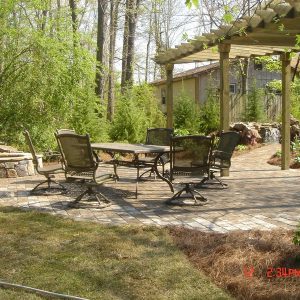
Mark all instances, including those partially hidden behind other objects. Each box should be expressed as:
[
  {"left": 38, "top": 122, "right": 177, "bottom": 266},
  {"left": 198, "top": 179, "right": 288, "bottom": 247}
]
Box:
[
  {"left": 121, "top": 0, "right": 141, "bottom": 92},
  {"left": 95, "top": 0, "right": 107, "bottom": 102},
  {"left": 107, "top": 0, "right": 120, "bottom": 121}
]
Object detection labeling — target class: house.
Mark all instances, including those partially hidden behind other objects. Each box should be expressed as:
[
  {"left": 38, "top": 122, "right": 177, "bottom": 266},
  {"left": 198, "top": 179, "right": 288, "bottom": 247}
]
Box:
[{"left": 151, "top": 58, "right": 299, "bottom": 121}]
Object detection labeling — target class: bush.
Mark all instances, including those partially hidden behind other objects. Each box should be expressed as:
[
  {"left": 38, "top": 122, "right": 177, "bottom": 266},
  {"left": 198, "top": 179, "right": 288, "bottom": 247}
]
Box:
[
  {"left": 293, "top": 224, "right": 300, "bottom": 246},
  {"left": 291, "top": 78, "right": 300, "bottom": 120},
  {"left": 199, "top": 86, "right": 220, "bottom": 134},
  {"left": 173, "top": 91, "right": 200, "bottom": 134},
  {"left": 109, "top": 84, "right": 165, "bottom": 143},
  {"left": 244, "top": 82, "right": 266, "bottom": 122}
]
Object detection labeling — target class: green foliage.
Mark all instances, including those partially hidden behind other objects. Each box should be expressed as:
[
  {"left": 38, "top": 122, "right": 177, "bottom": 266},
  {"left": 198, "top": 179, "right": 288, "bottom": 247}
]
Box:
[
  {"left": 293, "top": 224, "right": 300, "bottom": 246},
  {"left": 0, "top": 1, "right": 106, "bottom": 152},
  {"left": 173, "top": 91, "right": 200, "bottom": 134},
  {"left": 223, "top": 6, "right": 234, "bottom": 24},
  {"left": 291, "top": 78, "right": 300, "bottom": 120},
  {"left": 275, "top": 150, "right": 282, "bottom": 158},
  {"left": 244, "top": 82, "right": 266, "bottom": 122},
  {"left": 185, "top": 0, "right": 199, "bottom": 9},
  {"left": 110, "top": 84, "right": 165, "bottom": 143},
  {"left": 255, "top": 57, "right": 281, "bottom": 72},
  {"left": 236, "top": 144, "right": 247, "bottom": 151},
  {"left": 266, "top": 79, "right": 282, "bottom": 94},
  {"left": 199, "top": 85, "right": 220, "bottom": 134}
]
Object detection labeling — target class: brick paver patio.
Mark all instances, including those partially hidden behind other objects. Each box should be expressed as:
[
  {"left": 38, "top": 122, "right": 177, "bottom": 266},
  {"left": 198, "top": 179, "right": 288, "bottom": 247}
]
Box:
[{"left": 1, "top": 143, "right": 299, "bottom": 232}]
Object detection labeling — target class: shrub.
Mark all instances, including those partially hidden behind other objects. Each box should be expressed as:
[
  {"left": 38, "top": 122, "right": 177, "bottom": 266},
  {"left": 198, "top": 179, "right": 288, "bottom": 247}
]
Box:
[
  {"left": 291, "top": 78, "right": 300, "bottom": 120},
  {"left": 173, "top": 91, "right": 200, "bottom": 134},
  {"left": 293, "top": 225, "right": 300, "bottom": 246},
  {"left": 109, "top": 84, "right": 165, "bottom": 143},
  {"left": 199, "top": 86, "right": 220, "bottom": 134},
  {"left": 244, "top": 81, "right": 266, "bottom": 122}
]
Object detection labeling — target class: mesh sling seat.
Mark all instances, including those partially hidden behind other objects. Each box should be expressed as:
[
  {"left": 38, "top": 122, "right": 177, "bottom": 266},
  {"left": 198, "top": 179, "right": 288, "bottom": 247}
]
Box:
[
  {"left": 55, "top": 132, "right": 116, "bottom": 208},
  {"left": 23, "top": 130, "right": 66, "bottom": 195},
  {"left": 139, "top": 128, "right": 173, "bottom": 179},
  {"left": 200, "top": 131, "right": 240, "bottom": 188},
  {"left": 166, "top": 135, "right": 214, "bottom": 206}
]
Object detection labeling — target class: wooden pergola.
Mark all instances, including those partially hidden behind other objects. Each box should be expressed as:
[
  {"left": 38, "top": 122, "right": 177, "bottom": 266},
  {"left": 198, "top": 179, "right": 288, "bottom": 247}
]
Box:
[{"left": 154, "top": 0, "right": 300, "bottom": 170}]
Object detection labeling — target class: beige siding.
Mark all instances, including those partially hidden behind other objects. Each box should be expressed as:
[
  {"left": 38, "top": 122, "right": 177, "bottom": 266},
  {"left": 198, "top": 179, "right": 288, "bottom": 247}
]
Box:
[
  {"left": 154, "top": 78, "right": 196, "bottom": 113},
  {"left": 153, "top": 61, "right": 283, "bottom": 121}
]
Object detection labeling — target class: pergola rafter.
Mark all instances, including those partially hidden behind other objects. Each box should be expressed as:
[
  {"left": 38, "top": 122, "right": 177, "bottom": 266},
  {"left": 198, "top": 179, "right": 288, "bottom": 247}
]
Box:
[{"left": 154, "top": 0, "right": 300, "bottom": 171}]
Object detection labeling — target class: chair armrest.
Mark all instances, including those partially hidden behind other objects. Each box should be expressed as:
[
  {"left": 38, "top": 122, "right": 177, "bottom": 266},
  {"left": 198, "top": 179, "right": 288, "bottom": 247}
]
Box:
[{"left": 93, "top": 151, "right": 102, "bottom": 163}]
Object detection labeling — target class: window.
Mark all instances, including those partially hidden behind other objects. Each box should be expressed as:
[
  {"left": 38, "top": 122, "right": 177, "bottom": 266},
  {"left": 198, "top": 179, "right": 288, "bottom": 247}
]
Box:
[
  {"left": 161, "top": 89, "right": 166, "bottom": 105},
  {"left": 229, "top": 83, "right": 236, "bottom": 94},
  {"left": 254, "top": 61, "right": 263, "bottom": 70}
]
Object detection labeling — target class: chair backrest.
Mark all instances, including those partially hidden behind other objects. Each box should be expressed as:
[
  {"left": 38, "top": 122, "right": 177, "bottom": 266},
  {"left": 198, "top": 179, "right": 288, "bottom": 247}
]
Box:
[
  {"left": 212, "top": 131, "right": 241, "bottom": 168},
  {"left": 55, "top": 132, "right": 97, "bottom": 172},
  {"left": 56, "top": 129, "right": 76, "bottom": 135},
  {"left": 23, "top": 130, "right": 39, "bottom": 167},
  {"left": 170, "top": 135, "right": 214, "bottom": 180},
  {"left": 145, "top": 128, "right": 173, "bottom": 146},
  {"left": 217, "top": 131, "right": 240, "bottom": 153}
]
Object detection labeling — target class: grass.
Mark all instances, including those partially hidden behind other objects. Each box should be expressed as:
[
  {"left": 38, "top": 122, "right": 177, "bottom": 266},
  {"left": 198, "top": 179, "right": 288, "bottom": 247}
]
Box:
[
  {"left": 0, "top": 207, "right": 231, "bottom": 300},
  {"left": 170, "top": 227, "right": 300, "bottom": 300}
]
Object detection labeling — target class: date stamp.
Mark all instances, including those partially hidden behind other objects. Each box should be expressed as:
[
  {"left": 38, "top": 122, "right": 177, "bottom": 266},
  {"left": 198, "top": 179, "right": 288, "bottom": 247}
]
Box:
[
  {"left": 243, "top": 265, "right": 300, "bottom": 278},
  {"left": 266, "top": 267, "right": 300, "bottom": 278}
]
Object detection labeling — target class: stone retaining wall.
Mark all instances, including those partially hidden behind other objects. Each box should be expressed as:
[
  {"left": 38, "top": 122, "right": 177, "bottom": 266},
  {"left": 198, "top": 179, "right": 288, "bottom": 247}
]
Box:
[{"left": 0, "top": 153, "right": 42, "bottom": 178}]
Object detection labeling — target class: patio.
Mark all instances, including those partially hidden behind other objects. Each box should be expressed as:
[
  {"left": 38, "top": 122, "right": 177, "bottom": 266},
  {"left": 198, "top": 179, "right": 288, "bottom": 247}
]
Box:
[{"left": 0, "top": 143, "right": 299, "bottom": 232}]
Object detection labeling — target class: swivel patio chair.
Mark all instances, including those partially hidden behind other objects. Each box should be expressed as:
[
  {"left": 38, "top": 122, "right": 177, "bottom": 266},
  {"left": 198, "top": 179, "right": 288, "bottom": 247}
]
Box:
[
  {"left": 200, "top": 131, "right": 240, "bottom": 188},
  {"left": 23, "top": 130, "right": 66, "bottom": 195},
  {"left": 166, "top": 135, "right": 214, "bottom": 206},
  {"left": 55, "top": 132, "right": 115, "bottom": 208},
  {"left": 139, "top": 127, "right": 173, "bottom": 179}
]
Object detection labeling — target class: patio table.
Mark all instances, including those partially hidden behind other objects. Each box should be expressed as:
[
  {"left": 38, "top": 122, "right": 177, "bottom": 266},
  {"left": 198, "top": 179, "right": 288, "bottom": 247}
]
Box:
[{"left": 91, "top": 143, "right": 174, "bottom": 198}]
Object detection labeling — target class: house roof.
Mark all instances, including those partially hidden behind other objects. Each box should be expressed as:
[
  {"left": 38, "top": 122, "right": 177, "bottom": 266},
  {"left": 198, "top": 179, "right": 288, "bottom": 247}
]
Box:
[
  {"left": 154, "top": 0, "right": 300, "bottom": 65},
  {"left": 151, "top": 56, "right": 300, "bottom": 86},
  {"left": 151, "top": 62, "right": 220, "bottom": 85}
]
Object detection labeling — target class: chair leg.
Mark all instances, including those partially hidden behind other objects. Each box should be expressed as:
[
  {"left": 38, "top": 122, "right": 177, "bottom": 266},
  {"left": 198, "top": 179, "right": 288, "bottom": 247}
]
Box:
[
  {"left": 70, "top": 185, "right": 111, "bottom": 208},
  {"left": 166, "top": 183, "right": 207, "bottom": 206},
  {"left": 198, "top": 170, "right": 228, "bottom": 188},
  {"left": 31, "top": 178, "right": 66, "bottom": 195}
]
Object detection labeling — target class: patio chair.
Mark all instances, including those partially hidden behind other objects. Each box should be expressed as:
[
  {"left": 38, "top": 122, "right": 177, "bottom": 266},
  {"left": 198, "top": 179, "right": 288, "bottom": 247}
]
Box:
[
  {"left": 23, "top": 130, "right": 66, "bottom": 195},
  {"left": 139, "top": 127, "right": 173, "bottom": 179},
  {"left": 166, "top": 135, "right": 214, "bottom": 206},
  {"left": 55, "top": 132, "right": 115, "bottom": 208},
  {"left": 200, "top": 131, "right": 240, "bottom": 188}
]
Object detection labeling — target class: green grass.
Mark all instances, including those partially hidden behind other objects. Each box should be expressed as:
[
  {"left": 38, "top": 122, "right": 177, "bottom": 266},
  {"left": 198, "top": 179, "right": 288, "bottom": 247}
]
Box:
[{"left": 0, "top": 207, "right": 231, "bottom": 300}]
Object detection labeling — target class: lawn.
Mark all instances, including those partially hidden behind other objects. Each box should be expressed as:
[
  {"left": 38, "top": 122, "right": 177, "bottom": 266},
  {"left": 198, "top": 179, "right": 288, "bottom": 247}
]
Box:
[{"left": 0, "top": 207, "right": 231, "bottom": 300}]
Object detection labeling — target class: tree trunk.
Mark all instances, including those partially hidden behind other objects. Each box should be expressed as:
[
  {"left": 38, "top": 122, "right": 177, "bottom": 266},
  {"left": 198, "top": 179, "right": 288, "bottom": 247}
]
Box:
[
  {"left": 145, "top": 5, "right": 153, "bottom": 83},
  {"left": 95, "top": 0, "right": 107, "bottom": 102},
  {"left": 107, "top": 0, "right": 120, "bottom": 121},
  {"left": 121, "top": 0, "right": 130, "bottom": 91},
  {"left": 121, "top": 0, "right": 140, "bottom": 92},
  {"left": 69, "top": 0, "right": 78, "bottom": 47},
  {"left": 153, "top": 0, "right": 165, "bottom": 79}
]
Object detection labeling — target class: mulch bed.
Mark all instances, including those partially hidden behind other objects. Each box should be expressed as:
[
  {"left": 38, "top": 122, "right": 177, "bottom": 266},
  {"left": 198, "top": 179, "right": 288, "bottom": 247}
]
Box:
[
  {"left": 268, "top": 153, "right": 300, "bottom": 169},
  {"left": 169, "top": 227, "right": 300, "bottom": 300}
]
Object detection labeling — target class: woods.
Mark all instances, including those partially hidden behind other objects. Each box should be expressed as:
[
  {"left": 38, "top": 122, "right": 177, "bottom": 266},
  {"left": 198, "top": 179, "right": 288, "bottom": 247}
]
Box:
[{"left": 0, "top": 0, "right": 264, "bottom": 151}]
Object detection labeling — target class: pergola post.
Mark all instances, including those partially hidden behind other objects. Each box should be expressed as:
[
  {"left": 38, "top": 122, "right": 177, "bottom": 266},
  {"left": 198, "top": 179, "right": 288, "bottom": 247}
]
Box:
[
  {"left": 165, "top": 64, "right": 174, "bottom": 128},
  {"left": 219, "top": 44, "right": 231, "bottom": 176},
  {"left": 281, "top": 52, "right": 291, "bottom": 170},
  {"left": 219, "top": 44, "right": 231, "bottom": 132}
]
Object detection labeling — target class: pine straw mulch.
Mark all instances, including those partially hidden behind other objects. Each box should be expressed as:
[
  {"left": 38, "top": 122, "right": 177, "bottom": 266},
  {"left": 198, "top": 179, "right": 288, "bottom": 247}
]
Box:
[{"left": 169, "top": 227, "right": 300, "bottom": 300}]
